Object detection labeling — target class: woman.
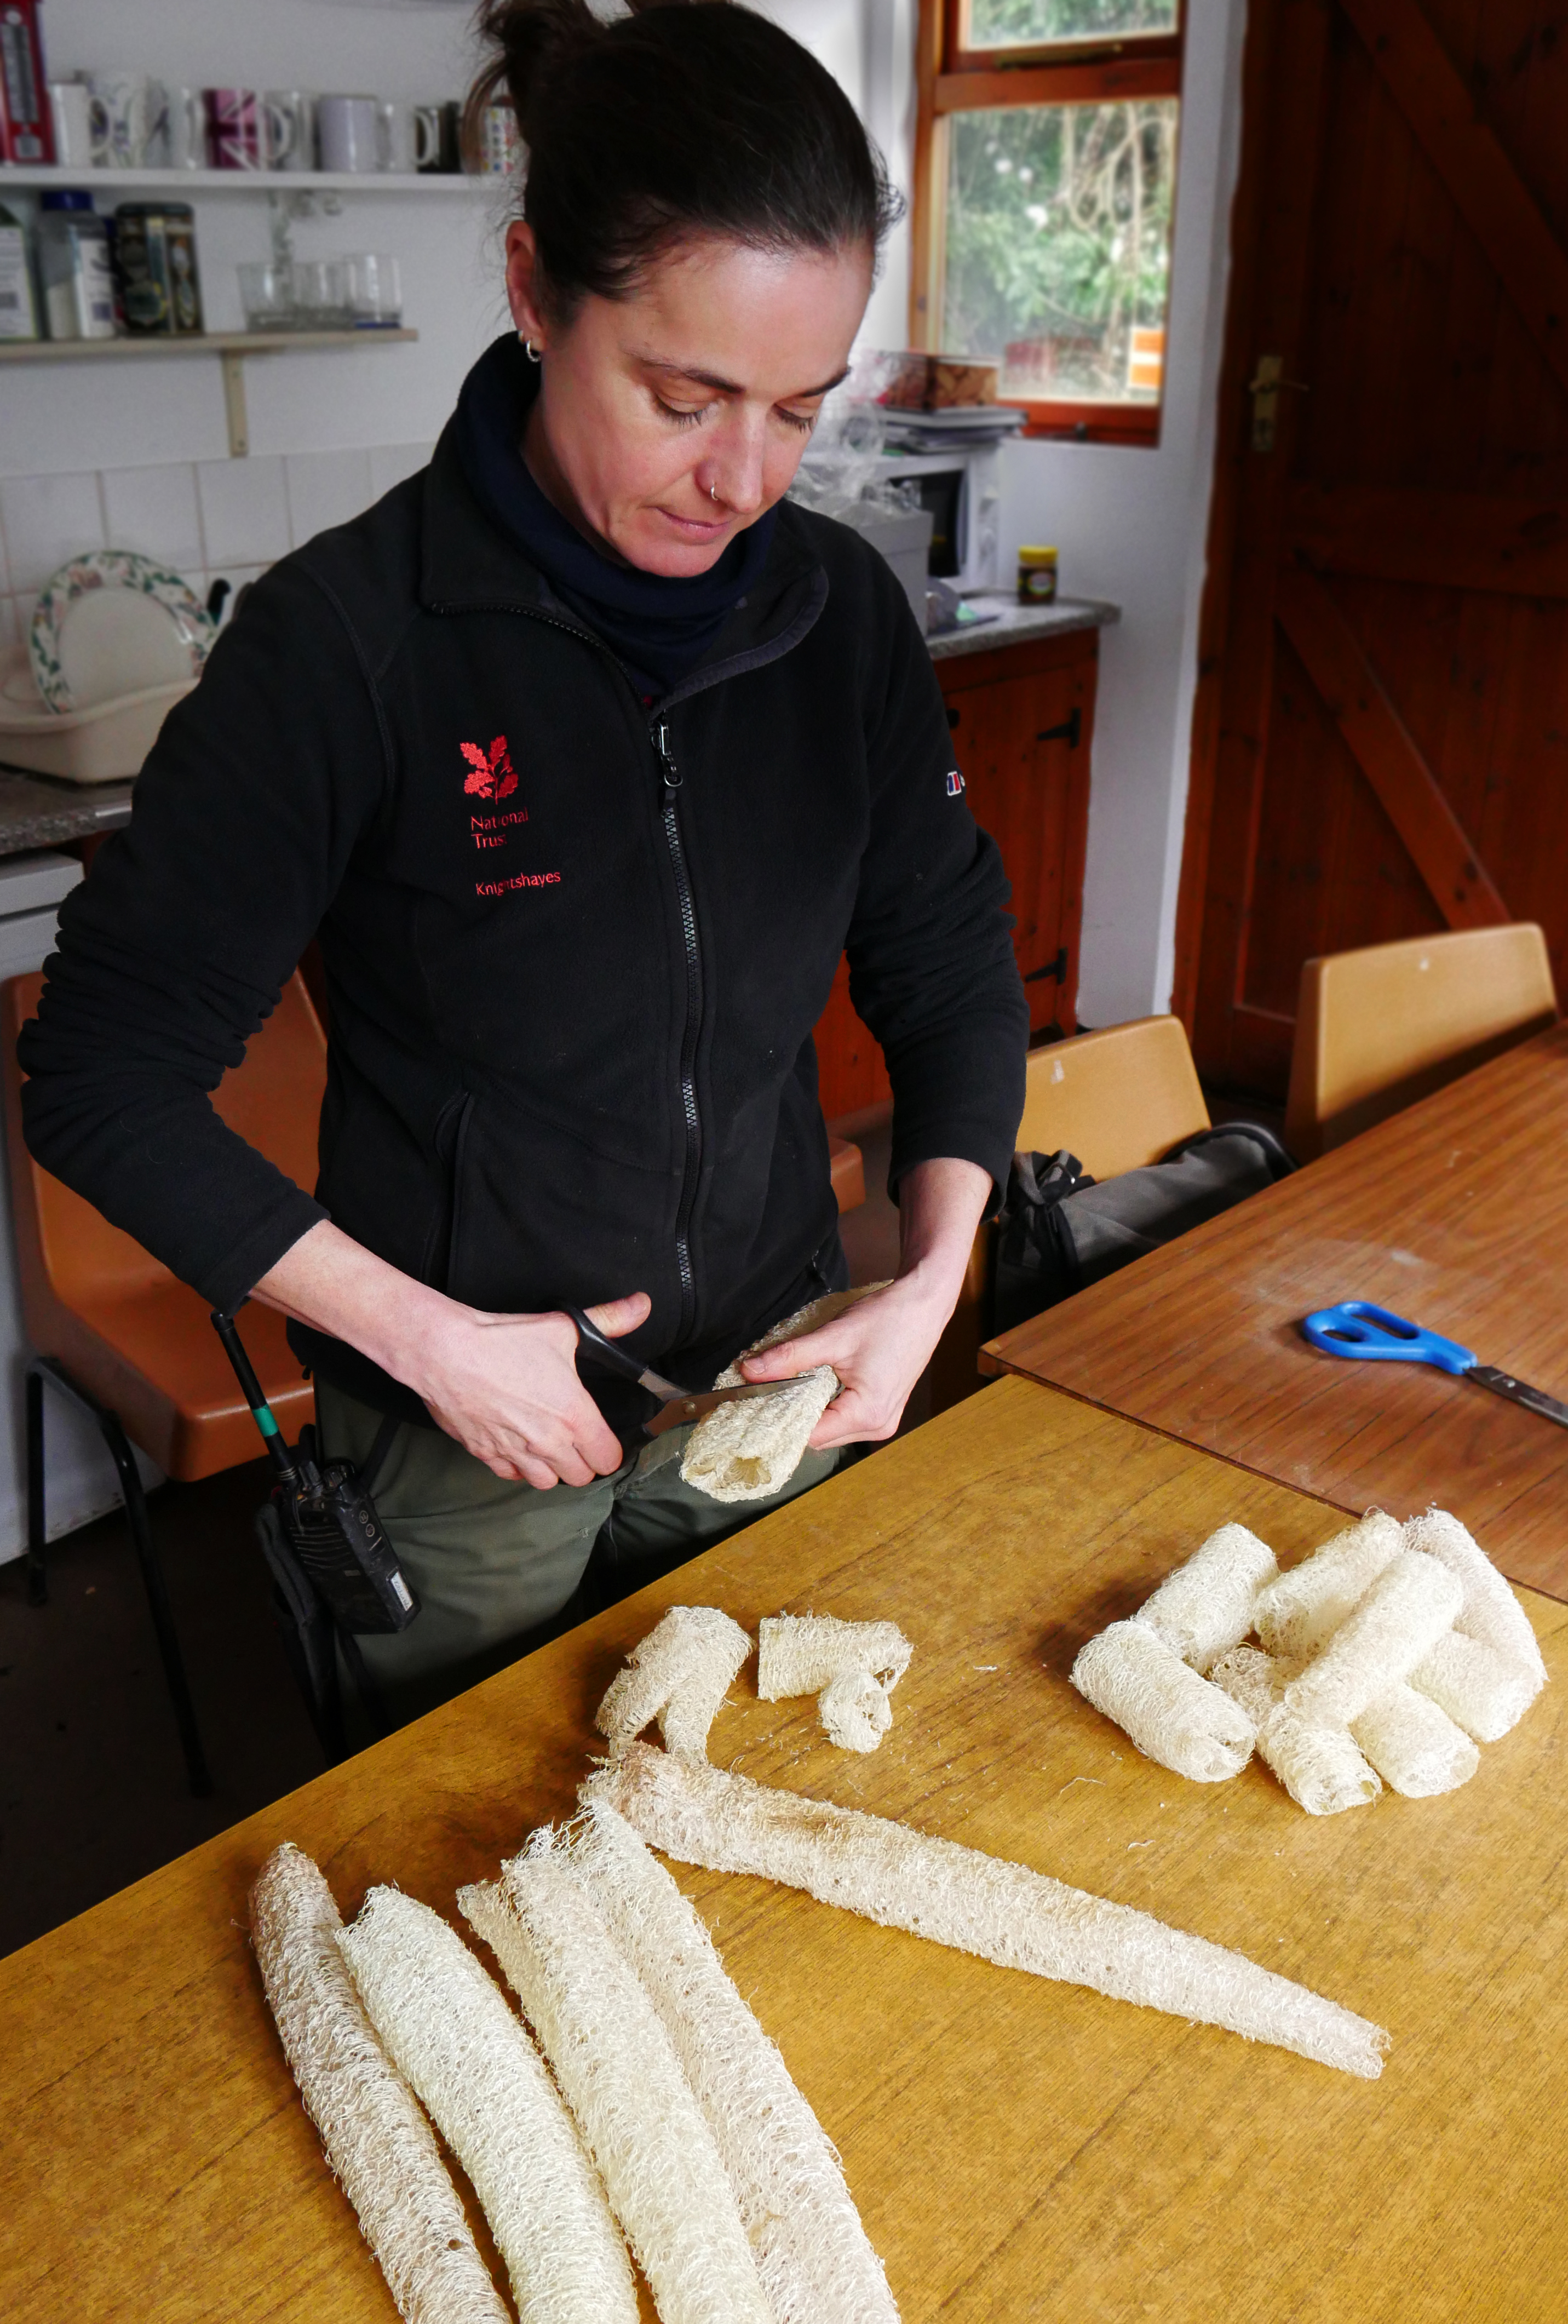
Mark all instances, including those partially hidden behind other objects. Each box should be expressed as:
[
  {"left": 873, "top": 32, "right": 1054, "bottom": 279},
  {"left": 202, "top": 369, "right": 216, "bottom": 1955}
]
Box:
[{"left": 21, "top": 0, "right": 1026, "bottom": 1719}]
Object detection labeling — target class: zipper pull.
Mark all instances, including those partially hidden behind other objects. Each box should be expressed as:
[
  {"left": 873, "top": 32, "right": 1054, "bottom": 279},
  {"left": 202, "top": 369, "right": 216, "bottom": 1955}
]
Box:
[{"left": 652, "top": 719, "right": 681, "bottom": 790}]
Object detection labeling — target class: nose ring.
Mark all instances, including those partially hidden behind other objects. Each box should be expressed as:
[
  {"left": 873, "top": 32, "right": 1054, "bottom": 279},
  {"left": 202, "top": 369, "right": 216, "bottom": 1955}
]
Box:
[{"left": 710, "top": 483, "right": 720, "bottom": 504}]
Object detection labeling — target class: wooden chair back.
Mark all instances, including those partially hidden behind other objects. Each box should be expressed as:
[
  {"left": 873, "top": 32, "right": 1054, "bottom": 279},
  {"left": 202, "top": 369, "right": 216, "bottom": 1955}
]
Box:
[
  {"left": 1285, "top": 924, "right": 1558, "bottom": 1162},
  {"left": 927, "top": 1015, "right": 1210, "bottom": 1411}
]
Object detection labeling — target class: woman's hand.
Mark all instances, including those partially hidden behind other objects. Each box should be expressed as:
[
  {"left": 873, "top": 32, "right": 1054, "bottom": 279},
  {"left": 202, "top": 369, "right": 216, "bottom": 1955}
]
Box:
[
  {"left": 737, "top": 1155, "right": 992, "bottom": 1450},
  {"left": 253, "top": 1219, "right": 648, "bottom": 1490}
]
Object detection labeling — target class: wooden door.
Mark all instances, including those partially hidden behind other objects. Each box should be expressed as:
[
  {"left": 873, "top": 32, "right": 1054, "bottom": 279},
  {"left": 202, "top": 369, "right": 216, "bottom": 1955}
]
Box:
[
  {"left": 1176, "top": 0, "right": 1568, "bottom": 1097},
  {"left": 813, "top": 630, "right": 1096, "bottom": 1121}
]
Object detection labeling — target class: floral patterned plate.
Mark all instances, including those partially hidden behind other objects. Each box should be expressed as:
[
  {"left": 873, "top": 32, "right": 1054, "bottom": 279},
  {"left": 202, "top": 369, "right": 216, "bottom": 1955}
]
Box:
[{"left": 29, "top": 550, "right": 214, "bottom": 714}]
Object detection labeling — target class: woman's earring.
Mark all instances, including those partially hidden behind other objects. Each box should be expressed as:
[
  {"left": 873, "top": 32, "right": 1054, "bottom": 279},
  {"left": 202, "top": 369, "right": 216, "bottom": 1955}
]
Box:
[{"left": 521, "top": 335, "right": 542, "bottom": 363}]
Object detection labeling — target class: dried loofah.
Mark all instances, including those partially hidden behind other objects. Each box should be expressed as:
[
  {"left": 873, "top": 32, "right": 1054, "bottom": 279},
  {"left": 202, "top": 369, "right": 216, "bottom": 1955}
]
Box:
[
  {"left": 1255, "top": 1703, "right": 1383, "bottom": 1816},
  {"left": 1408, "top": 1629, "right": 1543, "bottom": 1744},
  {"left": 564, "top": 1801, "right": 900, "bottom": 2324},
  {"left": 1403, "top": 1507, "right": 1548, "bottom": 1693},
  {"left": 1208, "top": 1643, "right": 1296, "bottom": 1725},
  {"left": 595, "top": 1605, "right": 753, "bottom": 1761},
  {"left": 1070, "top": 1617, "right": 1257, "bottom": 1781},
  {"left": 1348, "top": 1687, "right": 1479, "bottom": 1799},
  {"left": 460, "top": 1847, "right": 772, "bottom": 2324},
  {"left": 1284, "top": 1551, "right": 1463, "bottom": 1728},
  {"left": 679, "top": 1287, "right": 889, "bottom": 1505},
  {"left": 1136, "top": 1523, "right": 1279, "bottom": 1672},
  {"left": 759, "top": 1614, "right": 914, "bottom": 1754},
  {"left": 1253, "top": 1511, "right": 1406, "bottom": 1660},
  {"left": 819, "top": 1664, "right": 894, "bottom": 1753},
  {"left": 339, "top": 1887, "right": 637, "bottom": 2324},
  {"left": 586, "top": 1745, "right": 1390, "bottom": 2080},
  {"left": 249, "top": 1844, "right": 510, "bottom": 2324}
]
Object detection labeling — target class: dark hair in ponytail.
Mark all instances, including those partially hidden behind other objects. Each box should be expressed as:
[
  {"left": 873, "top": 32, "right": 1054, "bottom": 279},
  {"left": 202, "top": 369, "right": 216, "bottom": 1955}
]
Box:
[{"left": 464, "top": 0, "right": 901, "bottom": 320}]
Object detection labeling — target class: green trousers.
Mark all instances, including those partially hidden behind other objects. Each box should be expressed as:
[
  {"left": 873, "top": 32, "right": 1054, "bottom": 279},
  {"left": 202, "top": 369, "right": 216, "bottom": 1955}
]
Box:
[{"left": 317, "top": 1382, "right": 840, "bottom": 1725}]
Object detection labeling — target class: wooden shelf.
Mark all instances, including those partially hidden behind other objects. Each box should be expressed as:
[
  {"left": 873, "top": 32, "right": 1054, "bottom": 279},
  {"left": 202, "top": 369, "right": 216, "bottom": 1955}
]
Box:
[
  {"left": 0, "top": 165, "right": 491, "bottom": 196},
  {"left": 0, "top": 327, "right": 418, "bottom": 456}
]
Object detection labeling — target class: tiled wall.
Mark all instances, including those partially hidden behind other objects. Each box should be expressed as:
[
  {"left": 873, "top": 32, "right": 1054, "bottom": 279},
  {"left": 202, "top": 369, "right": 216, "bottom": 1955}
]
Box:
[{"left": 0, "top": 443, "right": 434, "bottom": 667}]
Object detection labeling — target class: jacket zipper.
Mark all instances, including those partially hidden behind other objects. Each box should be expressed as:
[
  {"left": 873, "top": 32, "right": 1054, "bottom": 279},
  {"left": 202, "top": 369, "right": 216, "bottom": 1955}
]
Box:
[{"left": 652, "top": 716, "right": 703, "bottom": 1336}]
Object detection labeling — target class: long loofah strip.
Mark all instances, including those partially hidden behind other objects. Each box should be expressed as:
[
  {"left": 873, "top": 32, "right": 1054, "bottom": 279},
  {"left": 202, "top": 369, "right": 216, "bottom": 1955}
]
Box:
[
  {"left": 1071, "top": 1617, "right": 1257, "bottom": 1781},
  {"left": 1253, "top": 1511, "right": 1406, "bottom": 1661},
  {"left": 585, "top": 1745, "right": 1390, "bottom": 2080},
  {"left": 595, "top": 1605, "right": 753, "bottom": 1761},
  {"left": 1136, "top": 1523, "right": 1278, "bottom": 1672},
  {"left": 460, "top": 1848, "right": 773, "bottom": 2324},
  {"left": 565, "top": 1800, "right": 901, "bottom": 2324},
  {"left": 338, "top": 1887, "right": 639, "bottom": 2324},
  {"left": 249, "top": 1844, "right": 510, "bottom": 2324}
]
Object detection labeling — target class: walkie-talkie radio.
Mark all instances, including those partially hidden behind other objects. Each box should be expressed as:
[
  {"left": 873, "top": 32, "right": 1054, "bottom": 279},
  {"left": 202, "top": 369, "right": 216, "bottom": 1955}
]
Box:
[{"left": 210, "top": 1309, "right": 418, "bottom": 1634}]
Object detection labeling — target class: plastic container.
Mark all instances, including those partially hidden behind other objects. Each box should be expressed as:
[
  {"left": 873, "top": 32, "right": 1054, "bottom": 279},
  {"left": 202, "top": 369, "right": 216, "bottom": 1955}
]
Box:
[
  {"left": 0, "top": 200, "right": 39, "bottom": 340},
  {"left": 1017, "top": 544, "right": 1059, "bottom": 606},
  {"left": 37, "top": 190, "right": 116, "bottom": 341},
  {"left": 0, "top": 645, "right": 193, "bottom": 784}
]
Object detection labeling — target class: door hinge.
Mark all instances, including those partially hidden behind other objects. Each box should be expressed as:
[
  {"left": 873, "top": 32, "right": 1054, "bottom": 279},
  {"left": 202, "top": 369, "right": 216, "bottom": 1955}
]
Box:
[
  {"left": 1036, "top": 705, "right": 1082, "bottom": 750},
  {"left": 1247, "top": 353, "right": 1309, "bottom": 453},
  {"left": 1024, "top": 946, "right": 1070, "bottom": 986}
]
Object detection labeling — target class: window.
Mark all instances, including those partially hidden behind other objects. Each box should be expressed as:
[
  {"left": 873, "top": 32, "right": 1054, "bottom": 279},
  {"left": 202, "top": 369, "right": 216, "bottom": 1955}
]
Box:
[{"left": 912, "top": 0, "right": 1183, "bottom": 443}]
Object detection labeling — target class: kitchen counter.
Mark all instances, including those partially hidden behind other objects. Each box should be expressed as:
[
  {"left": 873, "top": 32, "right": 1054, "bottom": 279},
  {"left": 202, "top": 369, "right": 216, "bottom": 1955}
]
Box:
[
  {"left": 926, "top": 592, "right": 1119, "bottom": 662},
  {"left": 0, "top": 767, "right": 134, "bottom": 860}
]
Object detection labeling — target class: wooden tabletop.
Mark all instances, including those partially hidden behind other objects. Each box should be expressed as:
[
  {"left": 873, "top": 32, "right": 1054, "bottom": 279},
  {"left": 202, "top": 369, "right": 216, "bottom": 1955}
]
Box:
[
  {"left": 987, "top": 1025, "right": 1568, "bottom": 1604},
  {"left": 3, "top": 1378, "right": 1565, "bottom": 2322}
]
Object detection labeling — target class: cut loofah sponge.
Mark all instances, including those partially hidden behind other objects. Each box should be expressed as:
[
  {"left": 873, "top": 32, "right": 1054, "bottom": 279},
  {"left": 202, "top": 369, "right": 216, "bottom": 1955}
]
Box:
[
  {"left": 1284, "top": 1551, "right": 1463, "bottom": 1729},
  {"left": 680, "top": 1287, "right": 888, "bottom": 1505},
  {"left": 339, "top": 1886, "right": 637, "bottom": 2324},
  {"left": 595, "top": 1605, "right": 752, "bottom": 1761},
  {"left": 250, "top": 1844, "right": 510, "bottom": 2324},
  {"left": 586, "top": 1744, "right": 1391, "bottom": 2080},
  {"left": 759, "top": 1613, "right": 915, "bottom": 1755},
  {"left": 461, "top": 1845, "right": 772, "bottom": 2324},
  {"left": 1071, "top": 1617, "right": 1258, "bottom": 1781},
  {"left": 1253, "top": 1511, "right": 1405, "bottom": 1661},
  {"left": 1136, "top": 1522, "right": 1278, "bottom": 1672},
  {"left": 564, "top": 1801, "right": 900, "bottom": 2324}
]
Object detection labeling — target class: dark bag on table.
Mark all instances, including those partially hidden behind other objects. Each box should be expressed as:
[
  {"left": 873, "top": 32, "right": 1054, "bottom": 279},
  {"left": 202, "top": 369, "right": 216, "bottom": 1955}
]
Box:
[{"left": 992, "top": 1124, "right": 1296, "bottom": 1336}]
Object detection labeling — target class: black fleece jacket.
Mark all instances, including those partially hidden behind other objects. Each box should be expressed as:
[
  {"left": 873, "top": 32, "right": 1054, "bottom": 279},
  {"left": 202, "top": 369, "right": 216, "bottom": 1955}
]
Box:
[{"left": 20, "top": 366, "right": 1027, "bottom": 1429}]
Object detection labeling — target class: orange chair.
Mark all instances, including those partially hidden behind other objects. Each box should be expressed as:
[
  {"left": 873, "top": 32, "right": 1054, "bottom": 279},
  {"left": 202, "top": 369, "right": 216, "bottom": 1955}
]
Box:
[{"left": 1, "top": 970, "right": 326, "bottom": 1795}]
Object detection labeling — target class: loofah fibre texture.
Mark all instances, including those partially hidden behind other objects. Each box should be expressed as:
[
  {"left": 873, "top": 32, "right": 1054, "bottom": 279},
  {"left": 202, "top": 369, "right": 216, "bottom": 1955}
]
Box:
[
  {"left": 1409, "top": 1629, "right": 1542, "bottom": 1743},
  {"left": 585, "top": 1745, "right": 1389, "bottom": 2080},
  {"left": 1253, "top": 1511, "right": 1406, "bottom": 1660},
  {"left": 1348, "top": 1686, "right": 1479, "bottom": 1798},
  {"left": 1136, "top": 1523, "right": 1279, "bottom": 1672},
  {"left": 563, "top": 1801, "right": 900, "bottom": 2324},
  {"left": 460, "top": 1849, "right": 772, "bottom": 2324},
  {"left": 595, "top": 1605, "right": 753, "bottom": 1761},
  {"left": 1284, "top": 1551, "right": 1463, "bottom": 1727},
  {"left": 1402, "top": 1510, "right": 1548, "bottom": 1686},
  {"left": 1256, "top": 1704, "right": 1382, "bottom": 1815},
  {"left": 757, "top": 1614, "right": 914, "bottom": 1699},
  {"left": 338, "top": 1887, "right": 637, "bottom": 2324},
  {"left": 249, "top": 1844, "right": 510, "bottom": 2324},
  {"left": 679, "top": 1287, "right": 889, "bottom": 1505},
  {"left": 1071, "top": 1617, "right": 1257, "bottom": 1781},
  {"left": 819, "top": 1665, "right": 895, "bottom": 1753}
]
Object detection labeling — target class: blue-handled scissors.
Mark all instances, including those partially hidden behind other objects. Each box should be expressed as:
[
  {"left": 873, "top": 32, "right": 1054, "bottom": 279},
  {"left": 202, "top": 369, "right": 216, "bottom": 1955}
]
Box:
[{"left": 1301, "top": 1300, "right": 1568, "bottom": 1431}]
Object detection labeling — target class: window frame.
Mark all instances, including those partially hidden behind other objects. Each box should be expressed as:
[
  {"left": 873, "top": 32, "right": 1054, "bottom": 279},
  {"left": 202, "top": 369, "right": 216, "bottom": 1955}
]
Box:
[{"left": 911, "top": 0, "right": 1185, "bottom": 446}]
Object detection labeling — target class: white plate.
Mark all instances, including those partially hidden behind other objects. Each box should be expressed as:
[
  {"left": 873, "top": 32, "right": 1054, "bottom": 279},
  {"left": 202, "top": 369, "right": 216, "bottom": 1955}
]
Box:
[{"left": 29, "top": 550, "right": 212, "bottom": 713}]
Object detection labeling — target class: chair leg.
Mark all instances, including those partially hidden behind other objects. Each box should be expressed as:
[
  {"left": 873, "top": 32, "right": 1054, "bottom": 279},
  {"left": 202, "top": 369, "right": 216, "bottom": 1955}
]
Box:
[
  {"left": 25, "top": 1362, "right": 47, "bottom": 1606},
  {"left": 30, "top": 1358, "right": 213, "bottom": 1799}
]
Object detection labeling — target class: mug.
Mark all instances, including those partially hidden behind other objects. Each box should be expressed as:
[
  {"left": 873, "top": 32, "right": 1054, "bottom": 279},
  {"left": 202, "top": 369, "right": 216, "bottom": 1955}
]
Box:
[
  {"left": 47, "top": 79, "right": 95, "bottom": 169},
  {"left": 88, "top": 73, "right": 165, "bottom": 169},
  {"left": 160, "top": 84, "right": 203, "bottom": 169},
  {"left": 476, "top": 99, "right": 519, "bottom": 178},
  {"left": 263, "top": 89, "right": 314, "bottom": 172},
  {"left": 317, "top": 93, "right": 378, "bottom": 174},
  {"left": 204, "top": 88, "right": 265, "bottom": 170},
  {"left": 413, "top": 100, "right": 458, "bottom": 174},
  {"left": 376, "top": 99, "right": 417, "bottom": 175}
]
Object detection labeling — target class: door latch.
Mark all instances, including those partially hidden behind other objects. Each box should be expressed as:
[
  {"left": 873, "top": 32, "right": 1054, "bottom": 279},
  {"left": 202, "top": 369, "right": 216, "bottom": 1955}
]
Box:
[
  {"left": 1248, "top": 353, "right": 1309, "bottom": 452},
  {"left": 1037, "top": 706, "right": 1082, "bottom": 750}
]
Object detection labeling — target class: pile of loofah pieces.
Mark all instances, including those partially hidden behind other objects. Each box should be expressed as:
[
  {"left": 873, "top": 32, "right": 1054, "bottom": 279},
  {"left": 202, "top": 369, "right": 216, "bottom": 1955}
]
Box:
[
  {"left": 594, "top": 1605, "right": 916, "bottom": 1760},
  {"left": 1070, "top": 1508, "right": 1548, "bottom": 1815}
]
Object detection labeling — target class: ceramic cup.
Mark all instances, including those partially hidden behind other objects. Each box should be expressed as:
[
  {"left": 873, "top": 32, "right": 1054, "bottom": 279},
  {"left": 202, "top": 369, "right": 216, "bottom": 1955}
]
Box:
[
  {"left": 317, "top": 93, "right": 378, "bottom": 174},
  {"left": 160, "top": 84, "right": 204, "bottom": 169},
  {"left": 204, "top": 88, "right": 265, "bottom": 170},
  {"left": 88, "top": 73, "right": 165, "bottom": 168},
  {"left": 376, "top": 99, "right": 417, "bottom": 175},
  {"left": 47, "top": 79, "right": 95, "bottom": 169},
  {"left": 476, "top": 99, "right": 519, "bottom": 177},
  {"left": 263, "top": 89, "right": 314, "bottom": 171},
  {"left": 413, "top": 100, "right": 457, "bottom": 173}
]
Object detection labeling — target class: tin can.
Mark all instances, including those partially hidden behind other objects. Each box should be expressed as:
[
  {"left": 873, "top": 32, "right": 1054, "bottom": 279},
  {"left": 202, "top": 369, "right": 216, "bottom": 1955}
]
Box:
[
  {"left": 114, "top": 201, "right": 203, "bottom": 335},
  {"left": 1017, "top": 544, "right": 1059, "bottom": 606},
  {"left": 163, "top": 203, "right": 204, "bottom": 334}
]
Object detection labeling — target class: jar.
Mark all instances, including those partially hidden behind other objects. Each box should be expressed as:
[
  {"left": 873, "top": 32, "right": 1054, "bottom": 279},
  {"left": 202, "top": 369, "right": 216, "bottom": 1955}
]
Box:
[
  {"left": 37, "top": 190, "right": 116, "bottom": 341},
  {"left": 1017, "top": 545, "right": 1059, "bottom": 606},
  {"left": 0, "top": 202, "right": 39, "bottom": 340}
]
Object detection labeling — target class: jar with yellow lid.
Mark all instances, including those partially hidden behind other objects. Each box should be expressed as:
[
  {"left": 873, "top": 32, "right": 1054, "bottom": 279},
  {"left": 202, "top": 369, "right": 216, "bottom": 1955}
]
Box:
[{"left": 1017, "top": 546, "right": 1058, "bottom": 606}]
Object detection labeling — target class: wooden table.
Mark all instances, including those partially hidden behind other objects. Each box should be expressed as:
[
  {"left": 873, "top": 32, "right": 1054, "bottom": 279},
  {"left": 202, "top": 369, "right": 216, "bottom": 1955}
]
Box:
[
  {"left": 987, "top": 1026, "right": 1568, "bottom": 1604},
  {"left": 3, "top": 1379, "right": 1565, "bottom": 2321}
]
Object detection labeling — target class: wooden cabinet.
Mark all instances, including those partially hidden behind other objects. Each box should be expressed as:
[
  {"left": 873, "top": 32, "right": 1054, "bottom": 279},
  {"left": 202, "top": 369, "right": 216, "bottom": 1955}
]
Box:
[{"left": 813, "top": 624, "right": 1098, "bottom": 1122}]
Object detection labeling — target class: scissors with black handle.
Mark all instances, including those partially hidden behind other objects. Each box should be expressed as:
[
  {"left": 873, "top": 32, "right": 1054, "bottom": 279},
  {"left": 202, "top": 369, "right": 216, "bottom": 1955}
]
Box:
[
  {"left": 1301, "top": 1300, "right": 1568, "bottom": 1431},
  {"left": 563, "top": 1305, "right": 794, "bottom": 1438}
]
